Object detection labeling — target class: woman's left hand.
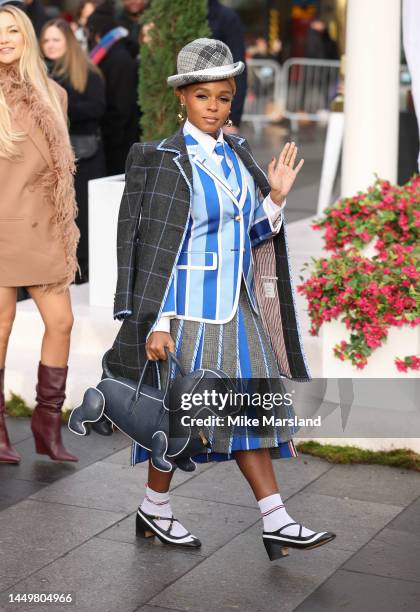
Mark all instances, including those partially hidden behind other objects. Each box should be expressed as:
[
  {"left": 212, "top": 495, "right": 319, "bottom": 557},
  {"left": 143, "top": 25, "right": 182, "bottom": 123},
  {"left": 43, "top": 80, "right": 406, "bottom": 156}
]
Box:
[{"left": 267, "top": 142, "right": 304, "bottom": 205}]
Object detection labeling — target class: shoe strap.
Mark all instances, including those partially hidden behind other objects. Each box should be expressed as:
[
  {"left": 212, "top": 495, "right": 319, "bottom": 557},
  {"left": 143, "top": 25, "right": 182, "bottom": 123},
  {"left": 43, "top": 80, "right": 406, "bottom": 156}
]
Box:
[
  {"left": 148, "top": 514, "right": 188, "bottom": 537},
  {"left": 277, "top": 522, "right": 299, "bottom": 534}
]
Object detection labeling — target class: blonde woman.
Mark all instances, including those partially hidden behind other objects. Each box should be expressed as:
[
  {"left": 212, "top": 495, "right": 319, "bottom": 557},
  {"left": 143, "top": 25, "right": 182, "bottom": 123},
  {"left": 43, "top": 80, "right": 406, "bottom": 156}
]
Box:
[
  {"left": 41, "top": 18, "right": 106, "bottom": 286},
  {"left": 0, "top": 5, "right": 79, "bottom": 463}
]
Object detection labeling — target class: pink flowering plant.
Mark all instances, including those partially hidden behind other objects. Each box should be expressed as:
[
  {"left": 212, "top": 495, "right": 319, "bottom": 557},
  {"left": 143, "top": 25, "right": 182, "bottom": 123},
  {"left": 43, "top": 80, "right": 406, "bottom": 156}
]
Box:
[{"left": 297, "top": 175, "right": 420, "bottom": 371}]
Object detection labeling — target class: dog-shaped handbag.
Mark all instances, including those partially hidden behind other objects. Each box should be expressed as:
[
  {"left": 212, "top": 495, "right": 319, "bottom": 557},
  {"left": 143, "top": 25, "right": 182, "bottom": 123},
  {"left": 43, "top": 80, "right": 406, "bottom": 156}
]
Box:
[{"left": 68, "top": 349, "right": 238, "bottom": 472}]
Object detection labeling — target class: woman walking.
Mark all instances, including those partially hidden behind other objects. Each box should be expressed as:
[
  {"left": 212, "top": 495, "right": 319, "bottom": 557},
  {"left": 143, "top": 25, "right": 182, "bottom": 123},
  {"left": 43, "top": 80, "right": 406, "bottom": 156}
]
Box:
[
  {"left": 107, "top": 38, "right": 335, "bottom": 559},
  {"left": 41, "top": 18, "right": 106, "bottom": 283},
  {"left": 0, "top": 5, "right": 79, "bottom": 463}
]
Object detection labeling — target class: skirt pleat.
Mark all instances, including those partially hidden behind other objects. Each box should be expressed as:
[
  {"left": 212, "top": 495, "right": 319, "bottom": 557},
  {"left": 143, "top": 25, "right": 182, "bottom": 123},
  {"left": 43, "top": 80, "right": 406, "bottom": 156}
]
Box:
[{"left": 131, "top": 283, "right": 299, "bottom": 465}]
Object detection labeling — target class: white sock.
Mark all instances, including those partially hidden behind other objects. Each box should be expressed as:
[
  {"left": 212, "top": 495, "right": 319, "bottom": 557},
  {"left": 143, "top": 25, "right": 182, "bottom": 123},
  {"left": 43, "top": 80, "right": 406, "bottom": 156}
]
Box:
[
  {"left": 258, "top": 493, "right": 315, "bottom": 537},
  {"left": 140, "top": 484, "right": 189, "bottom": 538}
]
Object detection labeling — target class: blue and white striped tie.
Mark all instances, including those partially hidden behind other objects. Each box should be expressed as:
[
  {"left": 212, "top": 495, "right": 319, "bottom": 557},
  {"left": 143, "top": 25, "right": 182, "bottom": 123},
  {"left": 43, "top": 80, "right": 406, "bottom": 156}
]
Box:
[{"left": 214, "top": 142, "right": 231, "bottom": 179}]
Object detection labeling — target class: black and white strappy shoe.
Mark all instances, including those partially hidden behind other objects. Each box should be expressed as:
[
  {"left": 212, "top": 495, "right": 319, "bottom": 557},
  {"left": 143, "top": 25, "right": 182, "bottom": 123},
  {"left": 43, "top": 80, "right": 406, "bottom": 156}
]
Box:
[
  {"left": 263, "top": 522, "right": 336, "bottom": 561},
  {"left": 136, "top": 508, "right": 201, "bottom": 548}
]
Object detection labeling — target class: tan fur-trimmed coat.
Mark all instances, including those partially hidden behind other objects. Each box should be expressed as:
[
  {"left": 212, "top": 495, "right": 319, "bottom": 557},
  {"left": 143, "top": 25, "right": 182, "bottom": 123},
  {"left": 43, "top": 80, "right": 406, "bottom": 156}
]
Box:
[{"left": 0, "top": 63, "right": 79, "bottom": 291}]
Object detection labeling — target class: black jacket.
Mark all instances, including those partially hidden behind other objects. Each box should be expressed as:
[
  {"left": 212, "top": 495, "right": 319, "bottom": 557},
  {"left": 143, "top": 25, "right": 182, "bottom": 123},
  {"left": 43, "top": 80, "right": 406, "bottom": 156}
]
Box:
[
  {"left": 48, "top": 67, "right": 106, "bottom": 136},
  {"left": 117, "top": 10, "right": 140, "bottom": 58},
  {"left": 26, "top": 0, "right": 47, "bottom": 37},
  {"left": 304, "top": 29, "right": 339, "bottom": 60},
  {"left": 98, "top": 39, "right": 139, "bottom": 175},
  {"left": 208, "top": 0, "right": 247, "bottom": 127}
]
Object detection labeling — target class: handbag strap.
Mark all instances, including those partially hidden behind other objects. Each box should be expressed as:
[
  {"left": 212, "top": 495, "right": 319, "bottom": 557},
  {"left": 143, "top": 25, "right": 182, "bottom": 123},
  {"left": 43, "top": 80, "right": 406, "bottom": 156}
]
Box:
[{"left": 135, "top": 348, "right": 186, "bottom": 401}]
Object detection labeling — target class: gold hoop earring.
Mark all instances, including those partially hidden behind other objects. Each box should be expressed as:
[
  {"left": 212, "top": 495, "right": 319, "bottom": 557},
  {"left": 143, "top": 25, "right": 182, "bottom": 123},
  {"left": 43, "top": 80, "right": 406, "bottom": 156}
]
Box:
[
  {"left": 224, "top": 115, "right": 233, "bottom": 128},
  {"left": 177, "top": 104, "right": 186, "bottom": 124}
]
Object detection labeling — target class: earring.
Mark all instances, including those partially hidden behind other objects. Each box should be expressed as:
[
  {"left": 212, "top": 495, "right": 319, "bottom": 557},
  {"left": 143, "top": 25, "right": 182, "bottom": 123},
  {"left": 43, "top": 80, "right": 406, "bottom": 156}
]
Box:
[
  {"left": 224, "top": 114, "right": 233, "bottom": 128},
  {"left": 177, "top": 104, "right": 186, "bottom": 124}
]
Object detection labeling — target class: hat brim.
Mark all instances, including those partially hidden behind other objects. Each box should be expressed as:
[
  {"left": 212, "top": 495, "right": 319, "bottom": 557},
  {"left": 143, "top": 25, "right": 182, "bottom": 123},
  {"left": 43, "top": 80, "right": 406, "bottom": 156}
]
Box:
[{"left": 167, "top": 61, "right": 245, "bottom": 88}]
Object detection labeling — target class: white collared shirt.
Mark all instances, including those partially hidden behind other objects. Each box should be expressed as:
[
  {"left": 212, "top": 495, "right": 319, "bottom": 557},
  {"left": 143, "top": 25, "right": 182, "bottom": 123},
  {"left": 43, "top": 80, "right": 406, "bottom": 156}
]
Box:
[
  {"left": 153, "top": 121, "right": 286, "bottom": 333},
  {"left": 183, "top": 120, "right": 286, "bottom": 222}
]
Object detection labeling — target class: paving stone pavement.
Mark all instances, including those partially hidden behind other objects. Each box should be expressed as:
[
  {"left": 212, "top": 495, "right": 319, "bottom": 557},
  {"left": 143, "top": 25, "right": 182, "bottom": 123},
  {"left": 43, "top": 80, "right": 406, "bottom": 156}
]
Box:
[{"left": 1, "top": 417, "right": 420, "bottom": 612}]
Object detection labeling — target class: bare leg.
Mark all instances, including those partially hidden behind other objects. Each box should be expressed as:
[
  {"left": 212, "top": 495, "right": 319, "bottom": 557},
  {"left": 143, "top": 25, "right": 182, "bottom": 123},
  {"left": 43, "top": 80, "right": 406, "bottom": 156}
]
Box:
[
  {"left": 234, "top": 447, "right": 335, "bottom": 553},
  {"left": 28, "top": 286, "right": 77, "bottom": 462},
  {"left": 0, "top": 287, "right": 20, "bottom": 463},
  {"left": 0, "top": 287, "right": 17, "bottom": 368},
  {"left": 233, "top": 448, "right": 279, "bottom": 500},
  {"left": 27, "top": 287, "right": 73, "bottom": 366},
  {"left": 147, "top": 458, "right": 175, "bottom": 492}
]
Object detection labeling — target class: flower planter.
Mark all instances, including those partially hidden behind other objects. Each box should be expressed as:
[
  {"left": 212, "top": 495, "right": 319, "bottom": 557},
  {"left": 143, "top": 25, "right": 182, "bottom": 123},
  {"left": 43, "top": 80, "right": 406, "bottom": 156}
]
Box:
[{"left": 322, "top": 319, "right": 419, "bottom": 378}]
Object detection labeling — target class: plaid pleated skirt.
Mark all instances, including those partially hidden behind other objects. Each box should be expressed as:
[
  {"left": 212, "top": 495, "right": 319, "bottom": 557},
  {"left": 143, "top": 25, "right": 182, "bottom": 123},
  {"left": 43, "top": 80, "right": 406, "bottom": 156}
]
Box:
[{"left": 131, "top": 282, "right": 299, "bottom": 465}]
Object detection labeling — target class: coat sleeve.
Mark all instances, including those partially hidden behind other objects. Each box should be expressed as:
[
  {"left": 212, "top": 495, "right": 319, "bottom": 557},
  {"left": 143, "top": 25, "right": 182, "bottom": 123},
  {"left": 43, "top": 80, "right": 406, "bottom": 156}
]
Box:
[
  {"left": 50, "top": 79, "right": 68, "bottom": 115},
  {"left": 250, "top": 188, "right": 284, "bottom": 247},
  {"left": 113, "top": 143, "right": 146, "bottom": 320}
]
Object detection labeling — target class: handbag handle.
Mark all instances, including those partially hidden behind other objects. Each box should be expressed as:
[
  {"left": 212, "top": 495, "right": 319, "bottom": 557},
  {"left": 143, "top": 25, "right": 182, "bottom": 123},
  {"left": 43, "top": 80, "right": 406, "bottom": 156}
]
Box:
[{"left": 135, "top": 347, "right": 186, "bottom": 401}]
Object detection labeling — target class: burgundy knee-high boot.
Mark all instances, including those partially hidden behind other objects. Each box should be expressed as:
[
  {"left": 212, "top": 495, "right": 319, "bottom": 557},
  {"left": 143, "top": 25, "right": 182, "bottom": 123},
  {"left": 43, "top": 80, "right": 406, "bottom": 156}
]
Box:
[
  {"left": 0, "top": 368, "right": 21, "bottom": 463},
  {"left": 31, "top": 362, "right": 78, "bottom": 462}
]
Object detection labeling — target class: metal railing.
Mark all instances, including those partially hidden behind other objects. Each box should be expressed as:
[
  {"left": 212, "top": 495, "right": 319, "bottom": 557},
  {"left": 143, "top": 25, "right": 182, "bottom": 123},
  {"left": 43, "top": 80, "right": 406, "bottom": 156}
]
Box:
[
  {"left": 242, "top": 57, "right": 340, "bottom": 134},
  {"left": 242, "top": 59, "right": 283, "bottom": 137},
  {"left": 243, "top": 58, "right": 409, "bottom": 133},
  {"left": 281, "top": 58, "right": 341, "bottom": 126}
]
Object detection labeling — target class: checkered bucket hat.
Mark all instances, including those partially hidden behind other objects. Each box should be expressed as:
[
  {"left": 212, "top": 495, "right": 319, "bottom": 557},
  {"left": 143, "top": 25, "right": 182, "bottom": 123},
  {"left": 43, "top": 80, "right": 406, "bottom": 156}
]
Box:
[{"left": 167, "top": 38, "right": 245, "bottom": 88}]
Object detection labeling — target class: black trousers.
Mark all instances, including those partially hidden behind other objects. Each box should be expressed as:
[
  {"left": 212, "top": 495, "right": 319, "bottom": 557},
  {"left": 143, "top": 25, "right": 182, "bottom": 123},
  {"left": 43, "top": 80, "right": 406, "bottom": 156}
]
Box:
[{"left": 74, "top": 142, "right": 106, "bottom": 282}]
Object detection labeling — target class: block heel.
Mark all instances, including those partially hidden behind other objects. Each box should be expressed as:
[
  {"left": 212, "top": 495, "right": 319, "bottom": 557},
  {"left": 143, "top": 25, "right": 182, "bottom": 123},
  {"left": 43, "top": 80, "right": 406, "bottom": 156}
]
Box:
[
  {"left": 136, "top": 513, "right": 156, "bottom": 538},
  {"left": 135, "top": 508, "right": 201, "bottom": 548},
  {"left": 263, "top": 538, "right": 289, "bottom": 561},
  {"left": 263, "top": 522, "right": 336, "bottom": 555}
]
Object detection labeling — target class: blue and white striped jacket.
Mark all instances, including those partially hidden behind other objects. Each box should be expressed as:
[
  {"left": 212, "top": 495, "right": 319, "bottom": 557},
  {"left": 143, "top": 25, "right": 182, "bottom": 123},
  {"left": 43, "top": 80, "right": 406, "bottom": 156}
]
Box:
[{"left": 153, "top": 124, "right": 283, "bottom": 326}]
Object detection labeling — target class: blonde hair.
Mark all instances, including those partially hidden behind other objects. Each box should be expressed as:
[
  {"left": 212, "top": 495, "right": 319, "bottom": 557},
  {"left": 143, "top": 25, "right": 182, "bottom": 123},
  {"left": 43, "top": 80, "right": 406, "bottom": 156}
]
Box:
[
  {"left": 0, "top": 5, "right": 67, "bottom": 160},
  {"left": 40, "top": 19, "right": 102, "bottom": 94}
]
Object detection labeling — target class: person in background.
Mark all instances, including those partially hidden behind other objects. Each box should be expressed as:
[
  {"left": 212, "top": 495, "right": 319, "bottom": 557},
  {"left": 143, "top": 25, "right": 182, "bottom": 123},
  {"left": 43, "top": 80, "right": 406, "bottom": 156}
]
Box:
[
  {"left": 41, "top": 18, "right": 106, "bottom": 286},
  {"left": 303, "top": 18, "right": 338, "bottom": 115},
  {"left": 86, "top": 0, "right": 139, "bottom": 176},
  {"left": 208, "top": 0, "right": 247, "bottom": 134},
  {"left": 24, "top": 0, "right": 46, "bottom": 37},
  {"left": 71, "top": 0, "right": 102, "bottom": 52},
  {"left": 304, "top": 18, "right": 338, "bottom": 60},
  {"left": 116, "top": 0, "right": 149, "bottom": 57},
  {"left": 250, "top": 36, "right": 283, "bottom": 65}
]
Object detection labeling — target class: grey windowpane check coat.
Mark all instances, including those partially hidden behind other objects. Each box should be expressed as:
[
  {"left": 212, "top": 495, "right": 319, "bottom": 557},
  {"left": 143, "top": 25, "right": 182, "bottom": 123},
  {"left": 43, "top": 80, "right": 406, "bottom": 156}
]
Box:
[{"left": 106, "top": 127, "right": 311, "bottom": 383}]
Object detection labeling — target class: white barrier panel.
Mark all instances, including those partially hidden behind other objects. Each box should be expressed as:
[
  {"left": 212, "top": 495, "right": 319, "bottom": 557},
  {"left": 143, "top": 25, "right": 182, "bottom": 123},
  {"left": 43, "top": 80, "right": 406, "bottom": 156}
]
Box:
[
  {"left": 88, "top": 174, "right": 125, "bottom": 307},
  {"left": 317, "top": 111, "right": 344, "bottom": 214}
]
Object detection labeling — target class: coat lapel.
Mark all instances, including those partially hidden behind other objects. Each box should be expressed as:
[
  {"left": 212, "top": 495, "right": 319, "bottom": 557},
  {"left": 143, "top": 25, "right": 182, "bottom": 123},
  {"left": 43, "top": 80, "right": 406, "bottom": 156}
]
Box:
[
  {"left": 13, "top": 111, "right": 54, "bottom": 170},
  {"left": 157, "top": 128, "right": 193, "bottom": 192},
  {"left": 224, "top": 134, "right": 271, "bottom": 198},
  {"left": 158, "top": 127, "right": 247, "bottom": 210}
]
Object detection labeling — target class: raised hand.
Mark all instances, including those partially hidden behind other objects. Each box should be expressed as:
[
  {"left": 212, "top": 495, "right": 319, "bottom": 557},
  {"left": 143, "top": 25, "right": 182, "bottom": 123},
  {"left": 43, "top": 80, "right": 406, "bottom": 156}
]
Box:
[{"left": 267, "top": 142, "right": 304, "bottom": 205}]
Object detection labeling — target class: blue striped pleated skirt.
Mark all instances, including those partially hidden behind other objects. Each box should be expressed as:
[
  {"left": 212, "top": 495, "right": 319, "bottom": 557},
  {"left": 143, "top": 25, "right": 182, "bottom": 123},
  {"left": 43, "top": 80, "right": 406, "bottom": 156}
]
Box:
[{"left": 131, "top": 282, "right": 299, "bottom": 465}]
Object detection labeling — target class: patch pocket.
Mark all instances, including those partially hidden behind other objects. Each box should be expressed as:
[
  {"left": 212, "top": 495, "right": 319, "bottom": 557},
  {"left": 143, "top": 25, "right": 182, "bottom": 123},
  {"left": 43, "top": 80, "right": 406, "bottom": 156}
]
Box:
[{"left": 176, "top": 251, "right": 217, "bottom": 271}]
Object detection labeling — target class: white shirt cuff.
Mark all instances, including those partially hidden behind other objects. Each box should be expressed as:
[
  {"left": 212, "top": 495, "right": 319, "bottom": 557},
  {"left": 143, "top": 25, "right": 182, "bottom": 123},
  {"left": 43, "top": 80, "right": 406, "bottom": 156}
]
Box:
[
  {"left": 153, "top": 315, "right": 172, "bottom": 333},
  {"left": 263, "top": 194, "right": 286, "bottom": 233}
]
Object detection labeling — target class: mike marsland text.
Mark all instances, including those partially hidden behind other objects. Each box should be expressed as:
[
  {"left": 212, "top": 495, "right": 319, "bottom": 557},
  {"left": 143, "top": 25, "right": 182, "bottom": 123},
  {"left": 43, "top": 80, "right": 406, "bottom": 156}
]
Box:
[{"left": 179, "top": 415, "right": 322, "bottom": 427}]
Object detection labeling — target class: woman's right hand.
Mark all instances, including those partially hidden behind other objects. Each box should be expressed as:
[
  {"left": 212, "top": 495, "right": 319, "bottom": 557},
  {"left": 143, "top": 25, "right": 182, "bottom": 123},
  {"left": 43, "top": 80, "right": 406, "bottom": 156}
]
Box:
[{"left": 145, "top": 332, "right": 175, "bottom": 361}]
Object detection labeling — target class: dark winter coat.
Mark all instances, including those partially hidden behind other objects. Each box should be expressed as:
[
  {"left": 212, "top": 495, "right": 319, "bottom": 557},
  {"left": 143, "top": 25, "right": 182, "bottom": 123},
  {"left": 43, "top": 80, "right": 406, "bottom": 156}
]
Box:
[
  {"left": 98, "top": 40, "right": 139, "bottom": 175},
  {"left": 208, "top": 0, "right": 247, "bottom": 127}
]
